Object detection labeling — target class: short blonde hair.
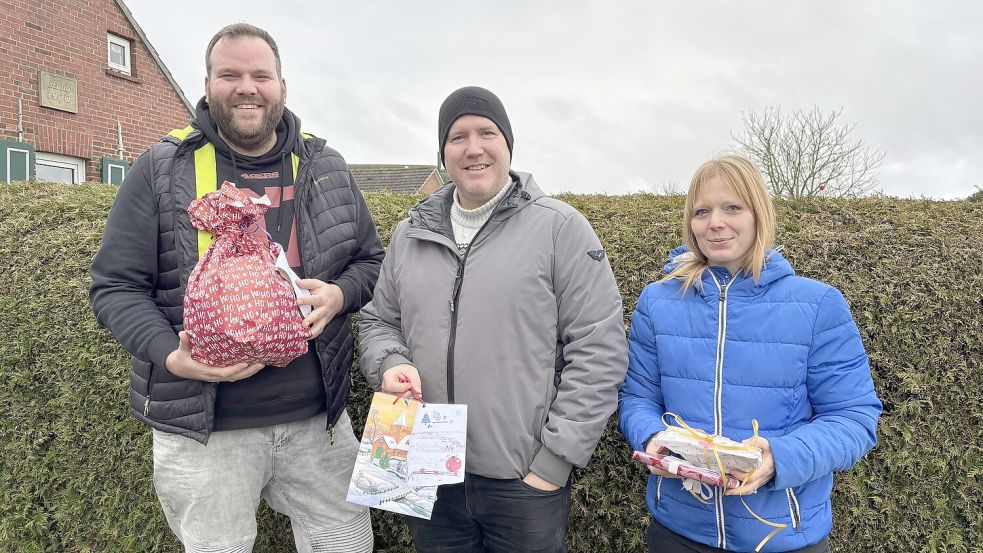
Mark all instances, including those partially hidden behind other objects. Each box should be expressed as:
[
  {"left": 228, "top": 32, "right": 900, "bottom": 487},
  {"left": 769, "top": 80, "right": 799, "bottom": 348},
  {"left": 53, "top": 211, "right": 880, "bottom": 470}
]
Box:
[{"left": 662, "top": 154, "right": 776, "bottom": 291}]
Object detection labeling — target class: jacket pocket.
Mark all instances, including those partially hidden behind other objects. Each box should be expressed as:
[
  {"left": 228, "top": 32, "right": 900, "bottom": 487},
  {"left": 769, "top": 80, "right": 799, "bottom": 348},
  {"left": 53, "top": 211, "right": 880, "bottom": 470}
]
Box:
[
  {"left": 134, "top": 358, "right": 154, "bottom": 417},
  {"left": 786, "top": 488, "right": 801, "bottom": 530},
  {"left": 145, "top": 364, "right": 153, "bottom": 416},
  {"left": 515, "top": 477, "right": 566, "bottom": 497}
]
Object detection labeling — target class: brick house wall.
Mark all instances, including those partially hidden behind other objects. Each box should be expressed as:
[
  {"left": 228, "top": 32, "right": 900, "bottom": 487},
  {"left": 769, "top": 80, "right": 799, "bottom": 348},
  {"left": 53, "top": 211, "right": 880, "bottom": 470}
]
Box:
[{"left": 0, "top": 0, "right": 192, "bottom": 182}]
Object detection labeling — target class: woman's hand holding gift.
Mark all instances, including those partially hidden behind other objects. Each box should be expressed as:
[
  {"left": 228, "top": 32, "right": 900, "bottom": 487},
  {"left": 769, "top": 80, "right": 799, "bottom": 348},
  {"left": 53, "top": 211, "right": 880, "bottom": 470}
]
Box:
[
  {"left": 644, "top": 436, "right": 682, "bottom": 479},
  {"left": 726, "top": 435, "right": 775, "bottom": 495}
]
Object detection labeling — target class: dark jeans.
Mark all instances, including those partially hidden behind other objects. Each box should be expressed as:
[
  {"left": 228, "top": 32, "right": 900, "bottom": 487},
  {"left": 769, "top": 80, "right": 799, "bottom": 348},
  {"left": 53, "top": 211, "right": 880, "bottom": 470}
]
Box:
[
  {"left": 647, "top": 518, "right": 830, "bottom": 553},
  {"left": 404, "top": 473, "right": 572, "bottom": 552}
]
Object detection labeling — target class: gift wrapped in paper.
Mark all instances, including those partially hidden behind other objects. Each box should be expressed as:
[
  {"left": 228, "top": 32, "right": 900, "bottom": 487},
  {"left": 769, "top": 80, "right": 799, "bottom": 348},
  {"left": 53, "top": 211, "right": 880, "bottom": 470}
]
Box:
[
  {"left": 183, "top": 182, "right": 311, "bottom": 367},
  {"left": 650, "top": 419, "right": 762, "bottom": 474}
]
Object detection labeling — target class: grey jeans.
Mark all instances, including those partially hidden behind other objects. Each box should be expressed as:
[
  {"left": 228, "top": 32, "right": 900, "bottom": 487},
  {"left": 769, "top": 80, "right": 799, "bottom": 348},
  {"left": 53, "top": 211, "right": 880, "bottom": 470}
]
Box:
[{"left": 152, "top": 411, "right": 372, "bottom": 553}]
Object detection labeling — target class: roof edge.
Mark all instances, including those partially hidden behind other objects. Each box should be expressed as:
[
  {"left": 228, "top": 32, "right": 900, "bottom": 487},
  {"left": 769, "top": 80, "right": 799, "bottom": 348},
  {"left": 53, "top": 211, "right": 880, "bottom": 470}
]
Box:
[
  {"left": 114, "top": 0, "right": 194, "bottom": 115},
  {"left": 348, "top": 163, "right": 439, "bottom": 169}
]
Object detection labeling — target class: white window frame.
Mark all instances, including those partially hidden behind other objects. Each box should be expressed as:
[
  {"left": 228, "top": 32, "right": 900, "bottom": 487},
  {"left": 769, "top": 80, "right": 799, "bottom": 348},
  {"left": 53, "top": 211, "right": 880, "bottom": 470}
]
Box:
[
  {"left": 107, "top": 33, "right": 132, "bottom": 74},
  {"left": 107, "top": 162, "right": 126, "bottom": 185},
  {"left": 6, "top": 147, "right": 30, "bottom": 184},
  {"left": 36, "top": 152, "right": 85, "bottom": 184}
]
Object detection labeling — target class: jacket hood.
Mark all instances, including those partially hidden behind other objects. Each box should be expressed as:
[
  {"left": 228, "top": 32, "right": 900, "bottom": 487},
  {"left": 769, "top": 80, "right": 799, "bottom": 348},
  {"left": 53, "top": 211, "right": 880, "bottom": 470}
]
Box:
[
  {"left": 408, "top": 170, "right": 544, "bottom": 236},
  {"left": 192, "top": 97, "right": 301, "bottom": 168},
  {"left": 663, "top": 245, "right": 794, "bottom": 290}
]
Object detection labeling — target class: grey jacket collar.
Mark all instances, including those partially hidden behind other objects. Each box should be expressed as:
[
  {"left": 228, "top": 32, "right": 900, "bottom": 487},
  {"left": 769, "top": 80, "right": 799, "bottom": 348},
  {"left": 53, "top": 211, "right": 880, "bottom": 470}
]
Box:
[{"left": 409, "top": 170, "right": 544, "bottom": 237}]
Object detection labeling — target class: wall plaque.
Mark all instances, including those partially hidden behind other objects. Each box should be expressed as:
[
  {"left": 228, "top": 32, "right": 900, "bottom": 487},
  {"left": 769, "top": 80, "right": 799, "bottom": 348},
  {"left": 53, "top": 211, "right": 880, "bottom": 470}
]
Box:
[{"left": 38, "top": 71, "right": 78, "bottom": 113}]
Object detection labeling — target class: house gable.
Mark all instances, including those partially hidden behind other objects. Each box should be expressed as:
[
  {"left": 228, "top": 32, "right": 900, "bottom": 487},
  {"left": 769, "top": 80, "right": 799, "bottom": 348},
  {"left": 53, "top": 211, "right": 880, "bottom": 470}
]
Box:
[
  {"left": 349, "top": 164, "right": 445, "bottom": 194},
  {"left": 0, "top": 0, "right": 192, "bottom": 183}
]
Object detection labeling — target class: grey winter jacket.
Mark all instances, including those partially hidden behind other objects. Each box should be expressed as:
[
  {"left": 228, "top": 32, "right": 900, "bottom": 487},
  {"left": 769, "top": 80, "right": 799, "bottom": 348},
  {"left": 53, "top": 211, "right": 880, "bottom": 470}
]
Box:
[
  {"left": 359, "top": 171, "right": 628, "bottom": 486},
  {"left": 90, "top": 109, "right": 383, "bottom": 443}
]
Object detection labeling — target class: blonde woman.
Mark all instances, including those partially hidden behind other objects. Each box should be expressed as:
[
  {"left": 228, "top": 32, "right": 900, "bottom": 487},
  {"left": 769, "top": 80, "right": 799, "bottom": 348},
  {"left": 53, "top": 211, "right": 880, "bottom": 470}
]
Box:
[{"left": 618, "top": 154, "right": 881, "bottom": 552}]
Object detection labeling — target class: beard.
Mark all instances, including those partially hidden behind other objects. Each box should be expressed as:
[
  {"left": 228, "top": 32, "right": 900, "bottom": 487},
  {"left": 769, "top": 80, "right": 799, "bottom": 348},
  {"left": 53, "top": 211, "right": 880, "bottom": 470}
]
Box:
[{"left": 209, "top": 94, "right": 285, "bottom": 153}]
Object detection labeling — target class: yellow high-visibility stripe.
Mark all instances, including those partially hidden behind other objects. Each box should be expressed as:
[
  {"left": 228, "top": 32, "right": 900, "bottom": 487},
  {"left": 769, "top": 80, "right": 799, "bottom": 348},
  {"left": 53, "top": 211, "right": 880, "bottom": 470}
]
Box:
[
  {"left": 188, "top": 131, "right": 308, "bottom": 258},
  {"left": 168, "top": 125, "right": 195, "bottom": 140},
  {"left": 194, "top": 143, "right": 217, "bottom": 258}
]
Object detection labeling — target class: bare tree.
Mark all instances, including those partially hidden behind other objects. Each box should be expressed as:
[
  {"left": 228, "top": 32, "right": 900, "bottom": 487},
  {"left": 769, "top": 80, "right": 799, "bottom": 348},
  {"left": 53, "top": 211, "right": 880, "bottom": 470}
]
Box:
[
  {"left": 653, "top": 179, "right": 685, "bottom": 196},
  {"left": 367, "top": 407, "right": 382, "bottom": 442},
  {"left": 732, "top": 106, "right": 885, "bottom": 198}
]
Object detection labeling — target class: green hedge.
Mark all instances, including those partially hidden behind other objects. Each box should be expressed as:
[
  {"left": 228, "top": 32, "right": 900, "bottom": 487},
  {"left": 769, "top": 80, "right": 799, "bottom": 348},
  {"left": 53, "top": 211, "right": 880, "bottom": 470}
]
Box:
[{"left": 1, "top": 183, "right": 980, "bottom": 552}]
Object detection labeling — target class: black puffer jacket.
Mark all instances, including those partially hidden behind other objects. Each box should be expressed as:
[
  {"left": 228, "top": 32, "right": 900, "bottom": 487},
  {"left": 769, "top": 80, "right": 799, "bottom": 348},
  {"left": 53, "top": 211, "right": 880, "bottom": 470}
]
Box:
[{"left": 90, "top": 106, "right": 383, "bottom": 443}]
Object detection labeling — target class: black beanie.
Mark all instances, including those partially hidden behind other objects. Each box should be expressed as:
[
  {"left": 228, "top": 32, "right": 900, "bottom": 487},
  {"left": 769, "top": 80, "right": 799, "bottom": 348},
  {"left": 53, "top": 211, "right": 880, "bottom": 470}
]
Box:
[{"left": 438, "top": 86, "right": 513, "bottom": 167}]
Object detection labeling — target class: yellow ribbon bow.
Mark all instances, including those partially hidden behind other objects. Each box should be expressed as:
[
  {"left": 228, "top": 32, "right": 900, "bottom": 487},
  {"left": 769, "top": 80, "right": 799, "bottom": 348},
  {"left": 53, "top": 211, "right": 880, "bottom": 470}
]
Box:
[{"left": 659, "top": 413, "right": 786, "bottom": 552}]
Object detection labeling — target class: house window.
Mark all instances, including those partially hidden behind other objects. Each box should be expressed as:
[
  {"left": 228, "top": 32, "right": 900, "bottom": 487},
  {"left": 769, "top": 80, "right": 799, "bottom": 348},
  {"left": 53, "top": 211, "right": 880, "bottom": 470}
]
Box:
[
  {"left": 107, "top": 33, "right": 132, "bottom": 74},
  {"left": 36, "top": 152, "right": 85, "bottom": 184},
  {"left": 108, "top": 163, "right": 125, "bottom": 184},
  {"left": 101, "top": 156, "right": 129, "bottom": 185},
  {"left": 1, "top": 140, "right": 35, "bottom": 183}
]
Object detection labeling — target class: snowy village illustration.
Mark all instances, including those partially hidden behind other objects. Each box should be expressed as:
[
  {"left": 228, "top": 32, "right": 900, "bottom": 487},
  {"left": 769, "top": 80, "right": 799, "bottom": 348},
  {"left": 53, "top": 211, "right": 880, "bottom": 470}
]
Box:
[{"left": 346, "top": 392, "right": 467, "bottom": 519}]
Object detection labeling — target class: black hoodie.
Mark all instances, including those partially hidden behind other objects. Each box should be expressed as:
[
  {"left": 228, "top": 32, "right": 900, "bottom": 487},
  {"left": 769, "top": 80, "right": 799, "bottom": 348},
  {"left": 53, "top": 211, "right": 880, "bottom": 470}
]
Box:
[
  {"left": 195, "top": 99, "right": 305, "bottom": 271},
  {"left": 194, "top": 98, "right": 326, "bottom": 431}
]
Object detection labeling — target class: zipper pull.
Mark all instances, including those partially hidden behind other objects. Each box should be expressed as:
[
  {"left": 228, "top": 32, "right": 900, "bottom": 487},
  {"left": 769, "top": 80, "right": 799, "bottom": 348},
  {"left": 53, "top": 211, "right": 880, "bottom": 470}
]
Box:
[
  {"left": 143, "top": 398, "right": 150, "bottom": 416},
  {"left": 449, "top": 299, "right": 455, "bottom": 313},
  {"left": 329, "top": 425, "right": 336, "bottom": 445}
]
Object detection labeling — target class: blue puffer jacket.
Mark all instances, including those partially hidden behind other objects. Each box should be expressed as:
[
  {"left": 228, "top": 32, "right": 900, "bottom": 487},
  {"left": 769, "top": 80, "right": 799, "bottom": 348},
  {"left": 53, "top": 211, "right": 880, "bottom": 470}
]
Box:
[{"left": 619, "top": 247, "right": 881, "bottom": 552}]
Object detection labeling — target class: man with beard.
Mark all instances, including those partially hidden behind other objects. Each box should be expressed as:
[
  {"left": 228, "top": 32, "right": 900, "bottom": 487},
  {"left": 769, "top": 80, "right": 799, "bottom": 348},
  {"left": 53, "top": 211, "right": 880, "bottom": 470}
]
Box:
[{"left": 90, "top": 23, "right": 381, "bottom": 552}]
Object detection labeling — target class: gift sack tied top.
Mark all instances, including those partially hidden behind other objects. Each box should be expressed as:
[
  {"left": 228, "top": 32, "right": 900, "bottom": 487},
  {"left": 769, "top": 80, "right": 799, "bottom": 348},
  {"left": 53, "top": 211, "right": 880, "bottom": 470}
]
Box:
[{"left": 184, "top": 182, "right": 312, "bottom": 367}]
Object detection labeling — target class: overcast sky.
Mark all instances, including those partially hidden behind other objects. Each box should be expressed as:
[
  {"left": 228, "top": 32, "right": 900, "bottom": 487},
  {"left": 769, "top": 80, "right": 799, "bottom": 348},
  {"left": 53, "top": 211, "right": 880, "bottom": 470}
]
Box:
[{"left": 125, "top": 1, "right": 981, "bottom": 199}]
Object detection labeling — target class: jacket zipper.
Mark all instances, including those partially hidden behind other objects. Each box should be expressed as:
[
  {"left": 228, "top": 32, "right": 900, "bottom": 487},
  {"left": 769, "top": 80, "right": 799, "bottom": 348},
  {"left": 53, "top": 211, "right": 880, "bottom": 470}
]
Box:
[
  {"left": 656, "top": 476, "right": 663, "bottom": 503},
  {"left": 445, "top": 249, "right": 468, "bottom": 403},
  {"left": 294, "top": 136, "right": 333, "bottom": 297},
  {"left": 291, "top": 136, "right": 323, "bottom": 267},
  {"left": 147, "top": 134, "right": 202, "bottom": 419},
  {"left": 443, "top": 197, "right": 507, "bottom": 403},
  {"left": 411, "top": 180, "right": 522, "bottom": 403},
  {"left": 292, "top": 137, "right": 334, "bottom": 441},
  {"left": 144, "top": 363, "right": 154, "bottom": 416},
  {"left": 709, "top": 271, "right": 733, "bottom": 550},
  {"left": 313, "top": 338, "right": 336, "bottom": 443},
  {"left": 149, "top": 133, "right": 202, "bottom": 418},
  {"left": 786, "top": 488, "right": 801, "bottom": 530}
]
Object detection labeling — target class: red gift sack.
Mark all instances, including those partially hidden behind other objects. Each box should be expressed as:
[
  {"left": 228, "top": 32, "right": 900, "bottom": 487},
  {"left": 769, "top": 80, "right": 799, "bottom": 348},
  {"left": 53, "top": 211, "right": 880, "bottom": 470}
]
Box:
[{"left": 184, "top": 182, "right": 311, "bottom": 367}]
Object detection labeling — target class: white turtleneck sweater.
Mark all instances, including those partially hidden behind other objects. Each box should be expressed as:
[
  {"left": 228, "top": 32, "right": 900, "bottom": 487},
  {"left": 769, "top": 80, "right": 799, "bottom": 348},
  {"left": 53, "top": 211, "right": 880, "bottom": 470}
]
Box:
[{"left": 450, "top": 180, "right": 513, "bottom": 249}]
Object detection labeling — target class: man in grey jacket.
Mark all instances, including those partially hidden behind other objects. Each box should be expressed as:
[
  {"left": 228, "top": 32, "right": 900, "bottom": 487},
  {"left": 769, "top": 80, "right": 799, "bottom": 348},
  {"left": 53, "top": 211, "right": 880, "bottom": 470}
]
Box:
[{"left": 359, "top": 86, "right": 628, "bottom": 552}]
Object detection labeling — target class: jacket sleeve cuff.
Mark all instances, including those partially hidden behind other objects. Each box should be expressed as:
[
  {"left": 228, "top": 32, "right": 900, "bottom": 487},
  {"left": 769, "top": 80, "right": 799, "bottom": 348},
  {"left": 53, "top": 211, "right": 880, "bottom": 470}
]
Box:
[
  {"left": 364, "top": 353, "right": 414, "bottom": 390},
  {"left": 529, "top": 446, "right": 574, "bottom": 487},
  {"left": 642, "top": 432, "right": 660, "bottom": 452},
  {"left": 146, "top": 330, "right": 179, "bottom": 370},
  {"left": 380, "top": 354, "right": 413, "bottom": 375},
  {"left": 328, "top": 278, "right": 358, "bottom": 314},
  {"left": 768, "top": 434, "right": 815, "bottom": 490}
]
